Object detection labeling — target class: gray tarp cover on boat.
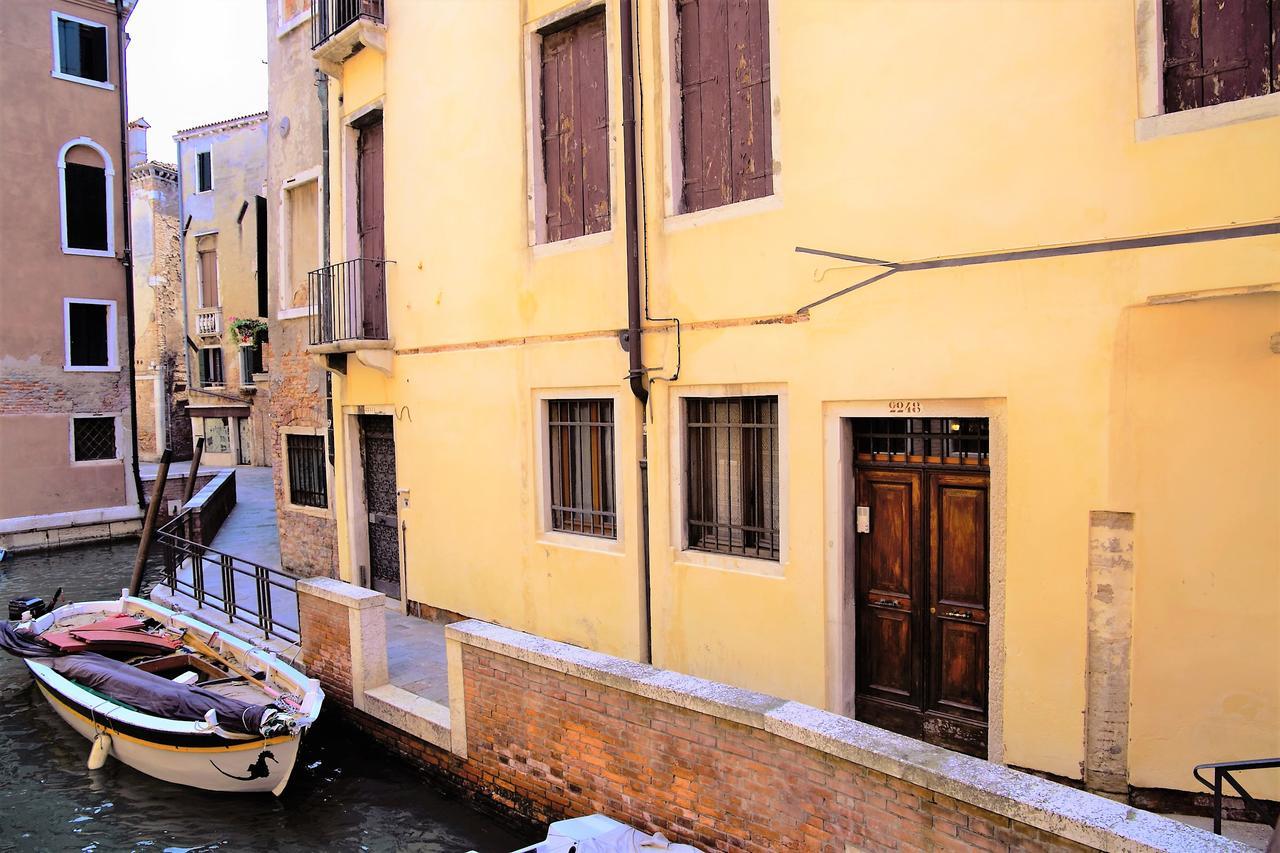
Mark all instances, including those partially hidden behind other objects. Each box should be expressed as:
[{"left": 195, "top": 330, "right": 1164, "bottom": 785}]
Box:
[{"left": 1, "top": 624, "right": 271, "bottom": 736}]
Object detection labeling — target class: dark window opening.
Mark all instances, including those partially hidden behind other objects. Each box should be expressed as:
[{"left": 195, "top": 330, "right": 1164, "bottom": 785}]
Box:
[
  {"left": 1161, "top": 0, "right": 1279, "bottom": 113},
  {"left": 852, "top": 418, "right": 989, "bottom": 468},
  {"left": 56, "top": 17, "right": 108, "bottom": 83},
  {"left": 196, "top": 151, "right": 213, "bottom": 192},
  {"left": 678, "top": 0, "right": 773, "bottom": 213},
  {"left": 548, "top": 398, "right": 616, "bottom": 538},
  {"left": 256, "top": 195, "right": 269, "bottom": 317},
  {"left": 239, "top": 345, "right": 264, "bottom": 385},
  {"left": 67, "top": 302, "right": 110, "bottom": 367},
  {"left": 540, "top": 10, "right": 610, "bottom": 242},
  {"left": 286, "top": 434, "right": 328, "bottom": 508},
  {"left": 685, "top": 395, "right": 779, "bottom": 560},
  {"left": 64, "top": 161, "right": 108, "bottom": 251},
  {"left": 73, "top": 416, "right": 116, "bottom": 461},
  {"left": 199, "top": 348, "right": 224, "bottom": 387}
]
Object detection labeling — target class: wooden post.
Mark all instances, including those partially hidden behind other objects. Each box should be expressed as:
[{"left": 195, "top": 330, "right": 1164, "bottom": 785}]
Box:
[
  {"left": 129, "top": 449, "right": 171, "bottom": 597},
  {"left": 182, "top": 438, "right": 205, "bottom": 504}
]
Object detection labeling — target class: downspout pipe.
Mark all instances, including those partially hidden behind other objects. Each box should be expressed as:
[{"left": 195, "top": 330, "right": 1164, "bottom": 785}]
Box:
[
  {"left": 317, "top": 70, "right": 335, "bottom": 466},
  {"left": 115, "top": 0, "right": 144, "bottom": 509},
  {"left": 619, "top": 0, "right": 653, "bottom": 664}
]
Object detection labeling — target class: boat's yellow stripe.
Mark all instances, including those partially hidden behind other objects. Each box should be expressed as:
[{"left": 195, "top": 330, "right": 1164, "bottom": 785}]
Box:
[{"left": 37, "top": 683, "right": 291, "bottom": 753}]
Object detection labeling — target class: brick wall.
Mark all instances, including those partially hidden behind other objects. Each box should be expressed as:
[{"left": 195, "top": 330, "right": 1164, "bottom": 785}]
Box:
[{"left": 298, "top": 592, "right": 354, "bottom": 706}]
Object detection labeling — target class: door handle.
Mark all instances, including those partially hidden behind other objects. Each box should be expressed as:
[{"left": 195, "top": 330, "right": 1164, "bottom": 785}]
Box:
[
  {"left": 942, "top": 609, "right": 973, "bottom": 620},
  {"left": 874, "top": 598, "right": 902, "bottom": 609}
]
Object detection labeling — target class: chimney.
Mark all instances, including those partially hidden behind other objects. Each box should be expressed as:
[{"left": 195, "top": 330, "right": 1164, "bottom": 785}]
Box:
[{"left": 128, "top": 118, "right": 150, "bottom": 169}]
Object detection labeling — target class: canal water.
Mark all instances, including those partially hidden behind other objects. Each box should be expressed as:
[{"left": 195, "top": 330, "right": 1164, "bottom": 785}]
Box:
[{"left": 0, "top": 542, "right": 533, "bottom": 852}]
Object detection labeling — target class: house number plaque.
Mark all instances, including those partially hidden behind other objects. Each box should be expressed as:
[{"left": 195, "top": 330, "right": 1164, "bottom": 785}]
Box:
[{"left": 888, "top": 401, "right": 922, "bottom": 414}]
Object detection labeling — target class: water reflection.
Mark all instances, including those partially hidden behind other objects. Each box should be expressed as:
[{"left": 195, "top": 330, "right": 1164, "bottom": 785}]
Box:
[{"left": 0, "top": 542, "right": 531, "bottom": 851}]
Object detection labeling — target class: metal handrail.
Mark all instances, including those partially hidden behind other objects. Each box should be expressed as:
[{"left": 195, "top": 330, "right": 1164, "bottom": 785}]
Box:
[
  {"left": 307, "top": 257, "right": 393, "bottom": 346},
  {"left": 156, "top": 511, "right": 300, "bottom": 643},
  {"left": 1192, "top": 757, "right": 1280, "bottom": 835},
  {"left": 311, "top": 0, "right": 384, "bottom": 50}
]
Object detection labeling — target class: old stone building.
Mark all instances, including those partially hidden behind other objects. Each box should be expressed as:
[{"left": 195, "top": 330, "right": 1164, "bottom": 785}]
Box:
[
  {"left": 262, "top": 0, "right": 338, "bottom": 578},
  {"left": 128, "top": 119, "right": 189, "bottom": 462}
]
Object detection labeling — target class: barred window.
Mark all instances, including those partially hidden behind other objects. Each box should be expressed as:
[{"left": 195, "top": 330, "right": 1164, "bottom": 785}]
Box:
[
  {"left": 685, "top": 396, "right": 779, "bottom": 560},
  {"left": 72, "top": 416, "right": 116, "bottom": 461},
  {"left": 286, "top": 434, "right": 328, "bottom": 509},
  {"left": 547, "top": 399, "right": 616, "bottom": 538}
]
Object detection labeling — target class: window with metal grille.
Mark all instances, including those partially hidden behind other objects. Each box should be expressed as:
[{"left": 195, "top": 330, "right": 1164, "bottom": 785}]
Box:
[
  {"left": 539, "top": 9, "right": 610, "bottom": 242},
  {"left": 66, "top": 301, "right": 111, "bottom": 368},
  {"left": 72, "top": 416, "right": 116, "bottom": 461},
  {"left": 685, "top": 396, "right": 779, "bottom": 560},
  {"left": 677, "top": 0, "right": 773, "bottom": 213},
  {"left": 199, "top": 348, "right": 223, "bottom": 387},
  {"left": 547, "top": 398, "right": 616, "bottom": 538},
  {"left": 852, "top": 418, "right": 989, "bottom": 467},
  {"left": 286, "top": 434, "right": 328, "bottom": 509},
  {"left": 1161, "top": 0, "right": 1279, "bottom": 113},
  {"left": 54, "top": 15, "right": 108, "bottom": 84},
  {"left": 196, "top": 151, "right": 213, "bottom": 192}
]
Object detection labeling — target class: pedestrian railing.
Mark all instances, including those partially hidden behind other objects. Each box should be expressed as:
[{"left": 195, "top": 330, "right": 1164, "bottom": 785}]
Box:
[
  {"left": 156, "top": 511, "right": 300, "bottom": 644},
  {"left": 312, "top": 0, "right": 384, "bottom": 50},
  {"left": 1192, "top": 756, "right": 1280, "bottom": 835}
]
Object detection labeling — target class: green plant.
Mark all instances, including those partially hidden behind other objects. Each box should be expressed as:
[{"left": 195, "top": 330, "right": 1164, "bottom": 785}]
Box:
[{"left": 227, "top": 316, "right": 268, "bottom": 344}]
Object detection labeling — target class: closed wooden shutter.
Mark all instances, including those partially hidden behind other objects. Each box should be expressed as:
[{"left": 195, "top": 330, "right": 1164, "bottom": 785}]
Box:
[
  {"left": 1162, "top": 0, "right": 1278, "bottom": 113},
  {"left": 541, "top": 11, "right": 610, "bottom": 242},
  {"left": 679, "top": 0, "right": 772, "bottom": 213},
  {"left": 64, "top": 162, "right": 108, "bottom": 251},
  {"left": 199, "top": 249, "right": 218, "bottom": 307}
]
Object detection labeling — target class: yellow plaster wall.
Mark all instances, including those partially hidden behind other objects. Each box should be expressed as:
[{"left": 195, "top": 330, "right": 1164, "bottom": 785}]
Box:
[{"left": 319, "top": 0, "right": 1280, "bottom": 794}]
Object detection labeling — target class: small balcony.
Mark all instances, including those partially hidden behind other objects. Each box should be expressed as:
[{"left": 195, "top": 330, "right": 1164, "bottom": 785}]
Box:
[
  {"left": 312, "top": 0, "right": 385, "bottom": 73},
  {"left": 195, "top": 307, "right": 221, "bottom": 337},
  {"left": 308, "top": 258, "right": 391, "bottom": 350}
]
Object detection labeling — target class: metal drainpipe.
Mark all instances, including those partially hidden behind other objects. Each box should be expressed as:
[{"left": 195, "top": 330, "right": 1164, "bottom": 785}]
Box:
[
  {"left": 317, "top": 70, "right": 335, "bottom": 466},
  {"left": 619, "top": 0, "right": 653, "bottom": 664},
  {"left": 177, "top": 156, "right": 192, "bottom": 411},
  {"left": 115, "top": 0, "right": 145, "bottom": 509}
]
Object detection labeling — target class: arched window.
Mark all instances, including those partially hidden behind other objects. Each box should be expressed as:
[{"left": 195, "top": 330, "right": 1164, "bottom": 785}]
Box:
[{"left": 58, "top": 137, "right": 114, "bottom": 256}]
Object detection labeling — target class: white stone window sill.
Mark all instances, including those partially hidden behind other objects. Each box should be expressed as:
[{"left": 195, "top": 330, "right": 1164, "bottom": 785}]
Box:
[
  {"left": 672, "top": 546, "right": 785, "bottom": 579},
  {"left": 664, "top": 193, "right": 782, "bottom": 234},
  {"left": 1136, "top": 91, "right": 1280, "bottom": 141},
  {"left": 71, "top": 457, "right": 122, "bottom": 466},
  {"left": 276, "top": 10, "right": 311, "bottom": 38},
  {"left": 531, "top": 228, "right": 613, "bottom": 258},
  {"left": 285, "top": 502, "right": 333, "bottom": 520},
  {"left": 64, "top": 365, "right": 120, "bottom": 373},
  {"left": 63, "top": 247, "right": 115, "bottom": 258},
  {"left": 51, "top": 70, "right": 113, "bottom": 91},
  {"left": 276, "top": 306, "right": 314, "bottom": 320},
  {"left": 537, "top": 529, "right": 625, "bottom": 556}
]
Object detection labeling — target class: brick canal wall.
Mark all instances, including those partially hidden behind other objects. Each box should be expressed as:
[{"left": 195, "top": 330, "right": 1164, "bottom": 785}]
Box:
[{"left": 295, "top": 581, "right": 1244, "bottom": 852}]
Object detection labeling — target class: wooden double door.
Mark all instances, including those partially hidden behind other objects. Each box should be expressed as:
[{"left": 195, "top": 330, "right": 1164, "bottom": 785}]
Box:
[{"left": 854, "top": 462, "right": 990, "bottom": 757}]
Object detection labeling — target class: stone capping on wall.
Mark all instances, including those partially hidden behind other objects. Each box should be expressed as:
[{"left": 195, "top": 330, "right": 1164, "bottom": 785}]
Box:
[{"left": 445, "top": 619, "right": 1246, "bottom": 853}]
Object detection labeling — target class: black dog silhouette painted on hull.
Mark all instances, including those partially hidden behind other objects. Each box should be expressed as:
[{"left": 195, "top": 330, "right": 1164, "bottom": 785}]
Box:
[{"left": 210, "top": 750, "right": 277, "bottom": 781}]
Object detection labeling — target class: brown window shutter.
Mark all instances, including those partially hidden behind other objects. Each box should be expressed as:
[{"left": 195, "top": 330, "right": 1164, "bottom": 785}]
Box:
[
  {"left": 679, "top": 0, "right": 771, "bottom": 214},
  {"left": 540, "top": 11, "right": 610, "bottom": 243},
  {"left": 1163, "top": 0, "right": 1277, "bottom": 113},
  {"left": 200, "top": 250, "right": 218, "bottom": 307}
]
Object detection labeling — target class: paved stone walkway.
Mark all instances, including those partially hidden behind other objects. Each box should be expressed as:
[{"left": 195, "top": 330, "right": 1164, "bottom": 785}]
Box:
[{"left": 385, "top": 605, "right": 449, "bottom": 704}]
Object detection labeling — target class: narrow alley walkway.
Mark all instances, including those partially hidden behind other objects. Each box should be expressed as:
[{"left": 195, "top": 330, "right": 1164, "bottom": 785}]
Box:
[{"left": 208, "top": 465, "right": 280, "bottom": 569}]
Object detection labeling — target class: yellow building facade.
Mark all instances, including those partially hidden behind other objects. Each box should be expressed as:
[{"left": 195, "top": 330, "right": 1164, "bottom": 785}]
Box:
[{"left": 305, "top": 0, "right": 1279, "bottom": 801}]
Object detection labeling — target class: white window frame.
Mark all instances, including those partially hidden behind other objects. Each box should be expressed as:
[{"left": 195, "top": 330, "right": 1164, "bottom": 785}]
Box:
[
  {"left": 668, "top": 383, "right": 788, "bottom": 577},
  {"left": 1134, "top": 1, "right": 1280, "bottom": 141},
  {"left": 198, "top": 346, "right": 224, "bottom": 388},
  {"left": 276, "top": 0, "right": 312, "bottom": 37},
  {"left": 277, "top": 167, "right": 323, "bottom": 320},
  {"left": 281, "top": 427, "right": 334, "bottom": 517},
  {"left": 659, "top": 0, "right": 782, "bottom": 232},
  {"left": 69, "top": 413, "right": 122, "bottom": 464},
  {"left": 534, "top": 388, "right": 625, "bottom": 554},
  {"left": 57, "top": 137, "right": 115, "bottom": 258},
  {"left": 195, "top": 150, "right": 214, "bottom": 193},
  {"left": 50, "top": 11, "right": 114, "bottom": 91},
  {"left": 523, "top": 0, "right": 618, "bottom": 254},
  {"left": 63, "top": 297, "right": 118, "bottom": 372}
]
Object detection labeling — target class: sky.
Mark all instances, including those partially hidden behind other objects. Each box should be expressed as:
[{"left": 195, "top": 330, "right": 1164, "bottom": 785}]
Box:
[{"left": 126, "top": 0, "right": 269, "bottom": 165}]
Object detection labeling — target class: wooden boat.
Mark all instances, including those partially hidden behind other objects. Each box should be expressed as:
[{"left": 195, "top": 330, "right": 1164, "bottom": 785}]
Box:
[{"left": 3, "top": 591, "right": 323, "bottom": 795}]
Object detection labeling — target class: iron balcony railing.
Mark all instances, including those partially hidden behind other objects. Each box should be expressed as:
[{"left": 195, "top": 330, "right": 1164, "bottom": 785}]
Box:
[
  {"left": 308, "top": 257, "right": 391, "bottom": 346},
  {"left": 157, "top": 511, "right": 300, "bottom": 643},
  {"left": 312, "top": 0, "right": 384, "bottom": 50}
]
